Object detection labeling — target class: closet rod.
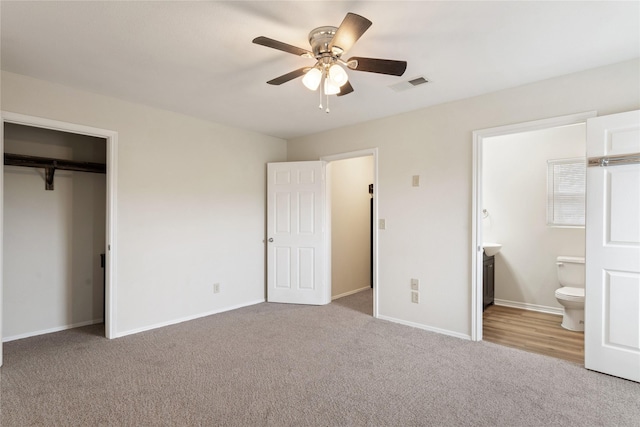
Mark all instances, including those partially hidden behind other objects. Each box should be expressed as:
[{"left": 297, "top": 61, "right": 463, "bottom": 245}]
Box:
[
  {"left": 4, "top": 153, "right": 106, "bottom": 190},
  {"left": 4, "top": 153, "right": 106, "bottom": 173}
]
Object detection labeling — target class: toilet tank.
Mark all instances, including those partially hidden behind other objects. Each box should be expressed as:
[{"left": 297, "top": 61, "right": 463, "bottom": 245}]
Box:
[{"left": 557, "top": 256, "right": 586, "bottom": 288}]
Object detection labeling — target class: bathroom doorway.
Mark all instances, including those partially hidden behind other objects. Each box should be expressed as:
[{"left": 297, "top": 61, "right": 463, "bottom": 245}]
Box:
[{"left": 472, "top": 112, "right": 594, "bottom": 363}]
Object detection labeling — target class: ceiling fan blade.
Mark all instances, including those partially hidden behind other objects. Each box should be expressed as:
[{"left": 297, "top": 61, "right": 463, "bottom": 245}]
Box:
[
  {"left": 253, "top": 36, "right": 313, "bottom": 57},
  {"left": 328, "top": 13, "right": 372, "bottom": 55},
  {"left": 337, "top": 81, "right": 354, "bottom": 97},
  {"left": 347, "top": 57, "right": 407, "bottom": 76},
  {"left": 266, "top": 68, "right": 310, "bottom": 85}
]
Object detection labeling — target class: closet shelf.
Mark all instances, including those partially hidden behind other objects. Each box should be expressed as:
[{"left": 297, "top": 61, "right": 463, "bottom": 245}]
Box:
[{"left": 4, "top": 153, "right": 106, "bottom": 190}]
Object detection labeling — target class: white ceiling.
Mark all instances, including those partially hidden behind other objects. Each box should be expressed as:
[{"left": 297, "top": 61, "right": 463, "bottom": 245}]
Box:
[{"left": 2, "top": 1, "right": 638, "bottom": 140}]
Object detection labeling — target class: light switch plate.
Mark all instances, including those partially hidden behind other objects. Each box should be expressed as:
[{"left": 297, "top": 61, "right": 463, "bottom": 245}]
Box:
[
  {"left": 379, "top": 219, "right": 386, "bottom": 230},
  {"left": 412, "top": 175, "right": 420, "bottom": 187}
]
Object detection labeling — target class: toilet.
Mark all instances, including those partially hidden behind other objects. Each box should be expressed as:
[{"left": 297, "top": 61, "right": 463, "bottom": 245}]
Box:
[{"left": 554, "top": 256, "right": 585, "bottom": 331}]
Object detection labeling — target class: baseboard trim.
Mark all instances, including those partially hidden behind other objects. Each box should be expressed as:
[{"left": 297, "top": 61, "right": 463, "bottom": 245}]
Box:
[
  {"left": 494, "top": 299, "right": 563, "bottom": 315},
  {"left": 115, "top": 299, "right": 266, "bottom": 339},
  {"left": 332, "top": 286, "right": 371, "bottom": 300},
  {"left": 377, "top": 314, "right": 471, "bottom": 341},
  {"left": 3, "top": 318, "right": 104, "bottom": 342}
]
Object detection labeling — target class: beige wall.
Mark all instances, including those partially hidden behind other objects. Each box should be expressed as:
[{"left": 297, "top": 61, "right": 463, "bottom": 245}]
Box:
[
  {"left": 330, "top": 156, "right": 373, "bottom": 299},
  {"left": 483, "top": 124, "right": 586, "bottom": 311},
  {"left": 2, "top": 59, "right": 638, "bottom": 341},
  {"left": 288, "top": 59, "right": 640, "bottom": 338},
  {"left": 2, "top": 71, "right": 287, "bottom": 337}
]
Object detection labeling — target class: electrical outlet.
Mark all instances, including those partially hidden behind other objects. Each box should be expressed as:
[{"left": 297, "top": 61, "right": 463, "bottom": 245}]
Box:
[
  {"left": 411, "top": 291, "right": 419, "bottom": 304},
  {"left": 411, "top": 278, "right": 419, "bottom": 291},
  {"left": 213, "top": 283, "right": 220, "bottom": 294}
]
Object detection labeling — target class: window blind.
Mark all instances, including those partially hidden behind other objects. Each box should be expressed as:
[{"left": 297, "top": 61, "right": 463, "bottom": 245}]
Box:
[{"left": 547, "top": 157, "right": 586, "bottom": 227}]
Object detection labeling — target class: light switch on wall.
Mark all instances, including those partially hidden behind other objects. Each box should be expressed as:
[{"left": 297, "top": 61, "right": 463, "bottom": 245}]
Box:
[
  {"left": 379, "top": 219, "right": 386, "bottom": 230},
  {"left": 412, "top": 175, "right": 420, "bottom": 187}
]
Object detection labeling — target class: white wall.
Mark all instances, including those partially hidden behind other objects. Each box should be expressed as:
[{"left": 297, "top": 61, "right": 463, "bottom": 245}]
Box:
[
  {"left": 483, "top": 124, "right": 586, "bottom": 311},
  {"left": 288, "top": 59, "right": 640, "bottom": 338},
  {"left": 330, "top": 156, "right": 373, "bottom": 299},
  {"left": 1, "top": 71, "right": 287, "bottom": 337},
  {"left": 3, "top": 124, "right": 106, "bottom": 339}
]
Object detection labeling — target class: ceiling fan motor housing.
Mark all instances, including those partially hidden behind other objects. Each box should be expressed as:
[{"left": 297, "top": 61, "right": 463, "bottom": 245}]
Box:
[{"left": 308, "top": 26, "right": 340, "bottom": 58}]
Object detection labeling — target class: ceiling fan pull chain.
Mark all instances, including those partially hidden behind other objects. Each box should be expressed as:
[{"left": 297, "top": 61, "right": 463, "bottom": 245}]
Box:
[
  {"left": 318, "top": 73, "right": 324, "bottom": 109},
  {"left": 325, "top": 92, "right": 330, "bottom": 114}
]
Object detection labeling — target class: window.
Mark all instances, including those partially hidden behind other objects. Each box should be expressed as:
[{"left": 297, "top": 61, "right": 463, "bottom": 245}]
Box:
[{"left": 547, "top": 157, "right": 586, "bottom": 227}]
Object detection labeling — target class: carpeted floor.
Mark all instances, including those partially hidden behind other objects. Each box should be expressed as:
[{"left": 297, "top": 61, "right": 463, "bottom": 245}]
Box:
[{"left": 2, "top": 289, "right": 639, "bottom": 426}]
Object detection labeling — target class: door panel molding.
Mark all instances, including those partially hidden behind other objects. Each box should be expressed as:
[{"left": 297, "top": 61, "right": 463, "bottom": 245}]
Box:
[
  {"left": 267, "top": 161, "right": 328, "bottom": 305},
  {"left": 585, "top": 110, "right": 640, "bottom": 382}
]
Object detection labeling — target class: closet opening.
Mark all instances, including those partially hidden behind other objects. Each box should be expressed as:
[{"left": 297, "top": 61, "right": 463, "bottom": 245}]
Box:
[{"left": 3, "top": 123, "right": 107, "bottom": 342}]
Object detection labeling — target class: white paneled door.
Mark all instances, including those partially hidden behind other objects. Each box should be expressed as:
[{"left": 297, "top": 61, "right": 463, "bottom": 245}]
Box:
[
  {"left": 266, "top": 161, "right": 329, "bottom": 305},
  {"left": 585, "top": 110, "right": 640, "bottom": 382}
]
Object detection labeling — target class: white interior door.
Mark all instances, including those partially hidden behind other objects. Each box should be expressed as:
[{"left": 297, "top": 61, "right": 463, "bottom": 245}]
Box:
[
  {"left": 585, "top": 110, "right": 640, "bottom": 382},
  {"left": 267, "top": 161, "right": 329, "bottom": 305}
]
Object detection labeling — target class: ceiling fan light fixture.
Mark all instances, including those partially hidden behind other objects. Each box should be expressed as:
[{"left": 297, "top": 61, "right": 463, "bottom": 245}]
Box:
[
  {"left": 324, "top": 78, "right": 341, "bottom": 95},
  {"left": 253, "top": 12, "right": 407, "bottom": 111},
  {"left": 328, "top": 64, "right": 349, "bottom": 87},
  {"left": 302, "top": 67, "right": 322, "bottom": 91}
]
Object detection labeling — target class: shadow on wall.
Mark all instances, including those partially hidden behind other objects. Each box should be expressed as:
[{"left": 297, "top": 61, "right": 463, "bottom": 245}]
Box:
[{"left": 493, "top": 255, "right": 523, "bottom": 303}]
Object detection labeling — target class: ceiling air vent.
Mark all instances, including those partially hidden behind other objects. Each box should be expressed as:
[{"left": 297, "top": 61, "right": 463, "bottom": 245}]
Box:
[{"left": 389, "top": 76, "right": 430, "bottom": 92}]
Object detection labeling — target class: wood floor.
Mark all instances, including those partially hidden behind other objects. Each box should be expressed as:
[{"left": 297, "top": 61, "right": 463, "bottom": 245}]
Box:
[{"left": 483, "top": 304, "right": 584, "bottom": 365}]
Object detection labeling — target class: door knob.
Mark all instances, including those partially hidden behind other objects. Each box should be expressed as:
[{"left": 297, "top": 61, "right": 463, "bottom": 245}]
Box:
[{"left": 268, "top": 238, "right": 274, "bottom": 242}]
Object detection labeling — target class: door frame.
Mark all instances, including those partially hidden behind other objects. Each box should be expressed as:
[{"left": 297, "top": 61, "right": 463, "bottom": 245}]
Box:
[
  {"left": 471, "top": 111, "right": 595, "bottom": 341},
  {"left": 321, "top": 148, "right": 379, "bottom": 317},
  {"left": 0, "top": 112, "right": 118, "bottom": 361}
]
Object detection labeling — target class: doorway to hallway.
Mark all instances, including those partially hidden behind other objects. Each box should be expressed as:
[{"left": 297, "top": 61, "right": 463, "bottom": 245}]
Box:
[{"left": 323, "top": 149, "right": 378, "bottom": 317}]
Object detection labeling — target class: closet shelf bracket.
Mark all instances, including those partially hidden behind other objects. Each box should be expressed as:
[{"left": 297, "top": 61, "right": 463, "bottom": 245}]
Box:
[{"left": 4, "top": 153, "right": 106, "bottom": 191}]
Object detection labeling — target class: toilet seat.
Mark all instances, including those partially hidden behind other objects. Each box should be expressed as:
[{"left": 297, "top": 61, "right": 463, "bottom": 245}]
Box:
[{"left": 555, "top": 287, "right": 585, "bottom": 303}]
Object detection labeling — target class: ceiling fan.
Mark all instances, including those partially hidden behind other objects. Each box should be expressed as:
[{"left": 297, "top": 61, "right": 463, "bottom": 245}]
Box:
[{"left": 252, "top": 12, "right": 407, "bottom": 112}]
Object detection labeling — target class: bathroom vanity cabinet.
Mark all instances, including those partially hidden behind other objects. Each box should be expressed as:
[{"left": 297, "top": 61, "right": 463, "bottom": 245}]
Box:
[{"left": 483, "top": 253, "right": 495, "bottom": 311}]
